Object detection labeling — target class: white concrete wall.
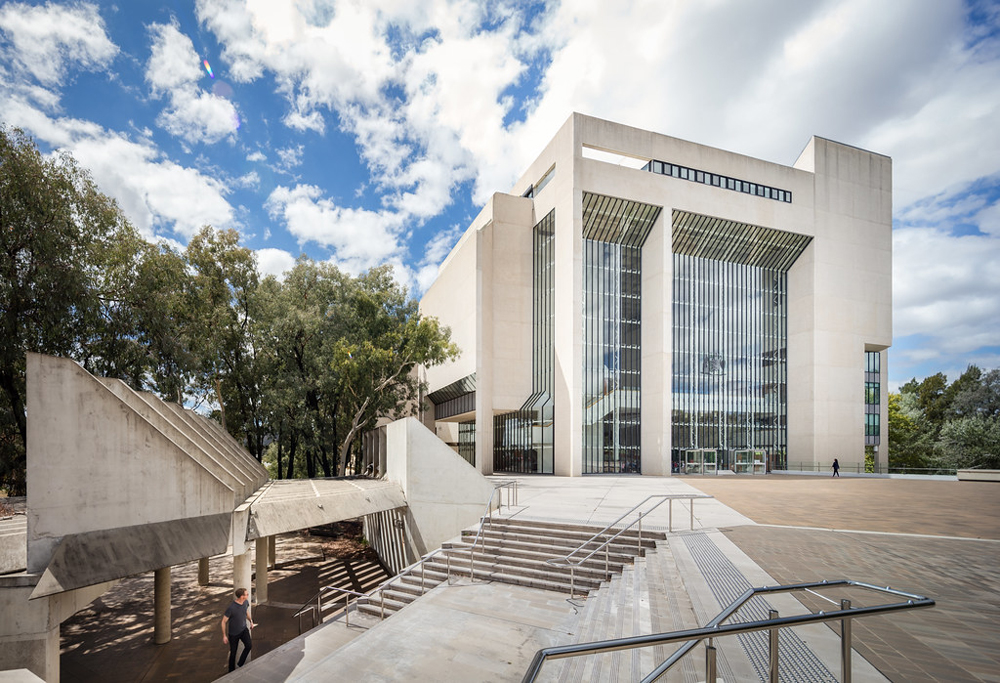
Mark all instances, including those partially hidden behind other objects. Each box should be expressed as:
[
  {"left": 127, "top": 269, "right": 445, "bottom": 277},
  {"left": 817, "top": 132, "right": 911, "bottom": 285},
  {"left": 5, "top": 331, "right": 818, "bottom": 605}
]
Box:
[{"left": 385, "top": 417, "right": 494, "bottom": 557}]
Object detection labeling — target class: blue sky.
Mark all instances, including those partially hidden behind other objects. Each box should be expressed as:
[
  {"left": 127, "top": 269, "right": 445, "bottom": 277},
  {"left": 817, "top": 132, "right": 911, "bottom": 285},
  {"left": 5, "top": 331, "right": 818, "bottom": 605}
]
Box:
[{"left": 1, "top": 0, "right": 999, "bottom": 391}]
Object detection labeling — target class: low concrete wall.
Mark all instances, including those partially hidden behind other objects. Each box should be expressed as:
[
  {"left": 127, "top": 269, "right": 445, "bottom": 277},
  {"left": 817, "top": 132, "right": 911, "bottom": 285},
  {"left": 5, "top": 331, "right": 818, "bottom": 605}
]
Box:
[
  {"left": 386, "top": 417, "right": 494, "bottom": 559},
  {"left": 957, "top": 469, "right": 1000, "bottom": 482}
]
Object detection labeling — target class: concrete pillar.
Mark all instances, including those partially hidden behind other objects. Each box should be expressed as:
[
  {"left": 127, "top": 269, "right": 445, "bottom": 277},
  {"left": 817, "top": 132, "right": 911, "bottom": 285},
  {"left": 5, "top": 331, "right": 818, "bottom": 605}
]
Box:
[
  {"left": 154, "top": 567, "right": 171, "bottom": 645},
  {"left": 198, "top": 557, "right": 210, "bottom": 586},
  {"left": 233, "top": 551, "right": 252, "bottom": 606},
  {"left": 268, "top": 536, "right": 276, "bottom": 569},
  {"left": 378, "top": 426, "right": 387, "bottom": 477},
  {"left": 255, "top": 539, "right": 269, "bottom": 604}
]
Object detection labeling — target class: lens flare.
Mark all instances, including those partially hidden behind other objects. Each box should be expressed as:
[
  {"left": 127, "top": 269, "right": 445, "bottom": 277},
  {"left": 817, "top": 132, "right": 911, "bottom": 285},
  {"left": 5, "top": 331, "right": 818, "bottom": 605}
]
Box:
[{"left": 203, "top": 59, "right": 214, "bottom": 78}]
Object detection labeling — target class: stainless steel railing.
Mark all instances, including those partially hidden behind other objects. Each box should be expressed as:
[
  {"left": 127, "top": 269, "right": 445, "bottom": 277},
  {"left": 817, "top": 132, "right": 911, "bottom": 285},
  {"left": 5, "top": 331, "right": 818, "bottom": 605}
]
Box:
[
  {"left": 521, "top": 579, "right": 935, "bottom": 683},
  {"left": 292, "top": 480, "right": 519, "bottom": 630},
  {"left": 544, "top": 493, "right": 712, "bottom": 597}
]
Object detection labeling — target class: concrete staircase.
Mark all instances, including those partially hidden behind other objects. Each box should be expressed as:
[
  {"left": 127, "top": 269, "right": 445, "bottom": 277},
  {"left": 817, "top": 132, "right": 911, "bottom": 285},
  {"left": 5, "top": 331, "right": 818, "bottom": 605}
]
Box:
[
  {"left": 545, "top": 538, "right": 703, "bottom": 683},
  {"left": 355, "top": 516, "right": 666, "bottom": 620}
]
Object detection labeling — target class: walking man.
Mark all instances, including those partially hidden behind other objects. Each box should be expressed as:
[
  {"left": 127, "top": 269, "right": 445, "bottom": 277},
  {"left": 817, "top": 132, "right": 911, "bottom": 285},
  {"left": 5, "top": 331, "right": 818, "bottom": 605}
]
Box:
[
  {"left": 832, "top": 458, "right": 841, "bottom": 477},
  {"left": 221, "top": 588, "right": 255, "bottom": 671}
]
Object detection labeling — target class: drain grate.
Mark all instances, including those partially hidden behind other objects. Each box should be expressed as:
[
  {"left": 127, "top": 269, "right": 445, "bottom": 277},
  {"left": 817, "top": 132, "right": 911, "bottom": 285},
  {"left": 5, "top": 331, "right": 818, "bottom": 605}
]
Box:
[{"left": 683, "top": 533, "right": 838, "bottom": 683}]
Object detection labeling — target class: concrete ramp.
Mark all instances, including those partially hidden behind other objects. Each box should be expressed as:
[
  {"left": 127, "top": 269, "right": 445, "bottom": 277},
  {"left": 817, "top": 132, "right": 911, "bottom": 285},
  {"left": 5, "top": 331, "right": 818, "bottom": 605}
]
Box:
[{"left": 25, "top": 354, "right": 267, "bottom": 590}]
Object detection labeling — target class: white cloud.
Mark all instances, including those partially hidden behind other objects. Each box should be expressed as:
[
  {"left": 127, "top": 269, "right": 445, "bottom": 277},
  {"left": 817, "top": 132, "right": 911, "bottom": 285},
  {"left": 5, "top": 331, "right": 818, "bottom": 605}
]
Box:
[
  {"left": 234, "top": 170, "right": 260, "bottom": 189},
  {"left": 0, "top": 91, "right": 236, "bottom": 240},
  {"left": 0, "top": 1, "right": 117, "bottom": 86},
  {"left": 70, "top": 132, "right": 235, "bottom": 238},
  {"left": 246, "top": 150, "right": 266, "bottom": 162},
  {"left": 146, "top": 23, "right": 240, "bottom": 145},
  {"left": 413, "top": 224, "right": 462, "bottom": 293},
  {"left": 893, "top": 226, "right": 1000, "bottom": 354},
  {"left": 265, "top": 183, "right": 405, "bottom": 273},
  {"left": 275, "top": 144, "right": 304, "bottom": 170},
  {"left": 255, "top": 247, "right": 296, "bottom": 279}
]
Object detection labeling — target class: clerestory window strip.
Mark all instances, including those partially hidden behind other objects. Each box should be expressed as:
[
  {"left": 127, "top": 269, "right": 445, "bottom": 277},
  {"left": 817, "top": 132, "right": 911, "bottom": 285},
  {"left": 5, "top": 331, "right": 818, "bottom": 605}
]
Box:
[{"left": 645, "top": 159, "right": 792, "bottom": 204}]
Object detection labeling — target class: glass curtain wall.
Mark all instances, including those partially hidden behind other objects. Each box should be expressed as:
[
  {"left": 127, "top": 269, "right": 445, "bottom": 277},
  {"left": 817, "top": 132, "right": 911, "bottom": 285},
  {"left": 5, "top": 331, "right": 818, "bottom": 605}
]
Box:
[
  {"left": 582, "top": 241, "right": 642, "bottom": 473},
  {"left": 580, "top": 193, "right": 661, "bottom": 474},
  {"left": 494, "top": 210, "right": 555, "bottom": 474},
  {"left": 458, "top": 420, "right": 476, "bottom": 467},
  {"left": 671, "top": 255, "right": 787, "bottom": 470},
  {"left": 864, "top": 350, "right": 881, "bottom": 471}
]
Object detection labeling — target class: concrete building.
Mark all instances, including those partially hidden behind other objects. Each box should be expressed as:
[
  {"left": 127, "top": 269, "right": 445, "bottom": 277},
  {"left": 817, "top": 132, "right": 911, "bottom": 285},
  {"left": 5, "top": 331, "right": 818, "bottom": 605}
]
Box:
[{"left": 421, "top": 113, "right": 891, "bottom": 477}]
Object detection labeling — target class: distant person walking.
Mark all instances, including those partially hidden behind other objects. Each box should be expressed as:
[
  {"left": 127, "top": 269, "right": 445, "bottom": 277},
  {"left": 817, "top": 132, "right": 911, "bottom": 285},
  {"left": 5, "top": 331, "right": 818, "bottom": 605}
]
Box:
[
  {"left": 221, "top": 588, "right": 255, "bottom": 671},
  {"left": 832, "top": 458, "right": 841, "bottom": 477}
]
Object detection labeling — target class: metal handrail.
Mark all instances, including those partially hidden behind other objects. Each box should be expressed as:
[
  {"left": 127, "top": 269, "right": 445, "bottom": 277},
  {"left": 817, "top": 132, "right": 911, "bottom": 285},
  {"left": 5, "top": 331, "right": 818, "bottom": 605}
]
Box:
[
  {"left": 544, "top": 493, "right": 711, "bottom": 597},
  {"left": 467, "top": 480, "right": 518, "bottom": 582},
  {"left": 291, "top": 480, "right": 518, "bottom": 630},
  {"left": 521, "top": 579, "right": 935, "bottom": 683}
]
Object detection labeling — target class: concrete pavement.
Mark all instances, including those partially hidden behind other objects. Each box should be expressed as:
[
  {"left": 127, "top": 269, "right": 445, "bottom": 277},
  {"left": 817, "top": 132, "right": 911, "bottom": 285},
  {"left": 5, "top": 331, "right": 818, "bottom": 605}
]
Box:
[{"left": 56, "top": 474, "right": 1000, "bottom": 682}]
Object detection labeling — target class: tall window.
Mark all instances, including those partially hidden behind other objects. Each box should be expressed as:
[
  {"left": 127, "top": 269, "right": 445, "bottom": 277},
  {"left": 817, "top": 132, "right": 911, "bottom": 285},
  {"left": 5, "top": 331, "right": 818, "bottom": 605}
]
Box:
[
  {"left": 582, "top": 241, "right": 642, "bottom": 473},
  {"left": 580, "top": 193, "right": 661, "bottom": 475},
  {"left": 669, "top": 210, "right": 811, "bottom": 472},
  {"left": 671, "top": 256, "right": 788, "bottom": 470},
  {"left": 865, "top": 351, "right": 881, "bottom": 446}
]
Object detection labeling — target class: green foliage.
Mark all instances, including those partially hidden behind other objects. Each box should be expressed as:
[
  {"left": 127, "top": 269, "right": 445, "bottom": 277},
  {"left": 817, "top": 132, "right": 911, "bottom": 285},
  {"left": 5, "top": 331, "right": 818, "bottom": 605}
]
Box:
[
  {"left": 938, "top": 415, "right": 1000, "bottom": 469},
  {"left": 0, "top": 126, "right": 157, "bottom": 494},
  {"left": 0, "top": 128, "right": 460, "bottom": 491},
  {"left": 894, "top": 365, "right": 1000, "bottom": 471}
]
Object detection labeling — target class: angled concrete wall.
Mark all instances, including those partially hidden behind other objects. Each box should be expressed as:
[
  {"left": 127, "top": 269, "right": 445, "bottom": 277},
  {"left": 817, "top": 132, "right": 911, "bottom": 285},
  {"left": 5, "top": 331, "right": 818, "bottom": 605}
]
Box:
[
  {"left": 385, "top": 417, "right": 494, "bottom": 558},
  {"left": 25, "top": 354, "right": 266, "bottom": 580}
]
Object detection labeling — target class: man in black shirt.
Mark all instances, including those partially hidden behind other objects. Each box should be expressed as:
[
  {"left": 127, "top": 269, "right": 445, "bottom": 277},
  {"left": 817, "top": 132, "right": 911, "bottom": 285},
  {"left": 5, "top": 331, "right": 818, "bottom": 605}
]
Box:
[{"left": 221, "top": 588, "right": 255, "bottom": 671}]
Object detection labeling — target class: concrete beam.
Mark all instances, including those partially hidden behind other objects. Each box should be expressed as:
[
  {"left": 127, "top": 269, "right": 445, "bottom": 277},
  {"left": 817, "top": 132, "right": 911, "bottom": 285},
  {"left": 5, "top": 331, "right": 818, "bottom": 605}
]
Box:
[
  {"left": 30, "top": 513, "right": 230, "bottom": 599},
  {"left": 246, "top": 480, "right": 405, "bottom": 540}
]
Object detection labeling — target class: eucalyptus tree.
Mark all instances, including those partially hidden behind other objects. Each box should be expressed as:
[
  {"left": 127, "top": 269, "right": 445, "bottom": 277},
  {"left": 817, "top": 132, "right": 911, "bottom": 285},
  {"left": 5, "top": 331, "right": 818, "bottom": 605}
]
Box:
[
  {"left": 331, "top": 265, "right": 458, "bottom": 476},
  {"left": 0, "top": 126, "right": 166, "bottom": 494}
]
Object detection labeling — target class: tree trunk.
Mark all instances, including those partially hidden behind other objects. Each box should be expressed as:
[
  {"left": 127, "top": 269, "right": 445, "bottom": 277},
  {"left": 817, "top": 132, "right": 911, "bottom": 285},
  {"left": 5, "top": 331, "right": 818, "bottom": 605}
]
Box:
[{"left": 276, "top": 423, "right": 284, "bottom": 479}]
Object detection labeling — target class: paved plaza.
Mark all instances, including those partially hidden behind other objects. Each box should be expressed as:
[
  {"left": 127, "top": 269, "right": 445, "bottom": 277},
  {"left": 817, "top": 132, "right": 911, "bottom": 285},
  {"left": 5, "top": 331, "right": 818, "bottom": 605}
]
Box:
[{"left": 56, "top": 475, "right": 1000, "bottom": 681}]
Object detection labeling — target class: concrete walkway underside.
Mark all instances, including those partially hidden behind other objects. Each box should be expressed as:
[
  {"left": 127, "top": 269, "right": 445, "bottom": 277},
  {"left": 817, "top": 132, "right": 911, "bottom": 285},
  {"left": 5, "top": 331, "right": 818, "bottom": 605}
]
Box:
[{"left": 61, "top": 475, "right": 1000, "bottom": 682}]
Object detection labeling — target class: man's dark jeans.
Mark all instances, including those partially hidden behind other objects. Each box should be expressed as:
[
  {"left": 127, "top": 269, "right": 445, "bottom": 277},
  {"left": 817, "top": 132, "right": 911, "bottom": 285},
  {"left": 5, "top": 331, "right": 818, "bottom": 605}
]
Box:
[{"left": 228, "top": 627, "right": 252, "bottom": 671}]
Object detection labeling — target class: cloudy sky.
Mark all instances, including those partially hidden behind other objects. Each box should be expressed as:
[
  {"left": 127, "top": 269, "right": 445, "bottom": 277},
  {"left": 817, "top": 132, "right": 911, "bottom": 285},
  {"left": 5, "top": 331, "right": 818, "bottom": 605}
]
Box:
[{"left": 1, "top": 0, "right": 998, "bottom": 390}]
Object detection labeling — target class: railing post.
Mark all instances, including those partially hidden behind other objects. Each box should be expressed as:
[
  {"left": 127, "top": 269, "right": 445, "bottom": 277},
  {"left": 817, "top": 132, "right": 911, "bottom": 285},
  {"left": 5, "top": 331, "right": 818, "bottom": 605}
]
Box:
[
  {"left": 345, "top": 593, "right": 350, "bottom": 628},
  {"left": 841, "top": 599, "right": 852, "bottom": 683},
  {"left": 768, "top": 609, "right": 779, "bottom": 683},
  {"left": 421, "top": 562, "right": 426, "bottom": 592},
  {"left": 317, "top": 594, "right": 324, "bottom": 624},
  {"left": 447, "top": 553, "right": 451, "bottom": 582},
  {"left": 380, "top": 591, "right": 385, "bottom": 620},
  {"left": 705, "top": 638, "right": 717, "bottom": 682},
  {"left": 605, "top": 543, "right": 609, "bottom": 577},
  {"left": 690, "top": 497, "right": 695, "bottom": 530},
  {"left": 570, "top": 566, "right": 576, "bottom": 599},
  {"left": 638, "top": 513, "right": 643, "bottom": 555},
  {"left": 668, "top": 498, "right": 673, "bottom": 533}
]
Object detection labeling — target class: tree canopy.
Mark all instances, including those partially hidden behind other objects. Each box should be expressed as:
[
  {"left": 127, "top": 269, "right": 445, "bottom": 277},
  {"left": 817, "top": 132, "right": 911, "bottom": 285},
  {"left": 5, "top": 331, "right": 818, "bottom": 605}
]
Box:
[
  {"left": 0, "top": 126, "right": 458, "bottom": 494},
  {"left": 890, "top": 365, "right": 1000, "bottom": 471}
]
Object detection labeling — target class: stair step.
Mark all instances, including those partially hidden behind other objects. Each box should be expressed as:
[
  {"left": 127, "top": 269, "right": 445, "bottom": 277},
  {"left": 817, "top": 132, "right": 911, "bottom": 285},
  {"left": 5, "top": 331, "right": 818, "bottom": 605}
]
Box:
[
  {"left": 488, "top": 517, "right": 668, "bottom": 541},
  {"left": 433, "top": 551, "right": 607, "bottom": 583},
  {"left": 462, "top": 528, "right": 656, "bottom": 553},
  {"left": 445, "top": 538, "right": 635, "bottom": 569},
  {"left": 443, "top": 545, "right": 616, "bottom": 582},
  {"left": 424, "top": 557, "right": 599, "bottom": 594}
]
